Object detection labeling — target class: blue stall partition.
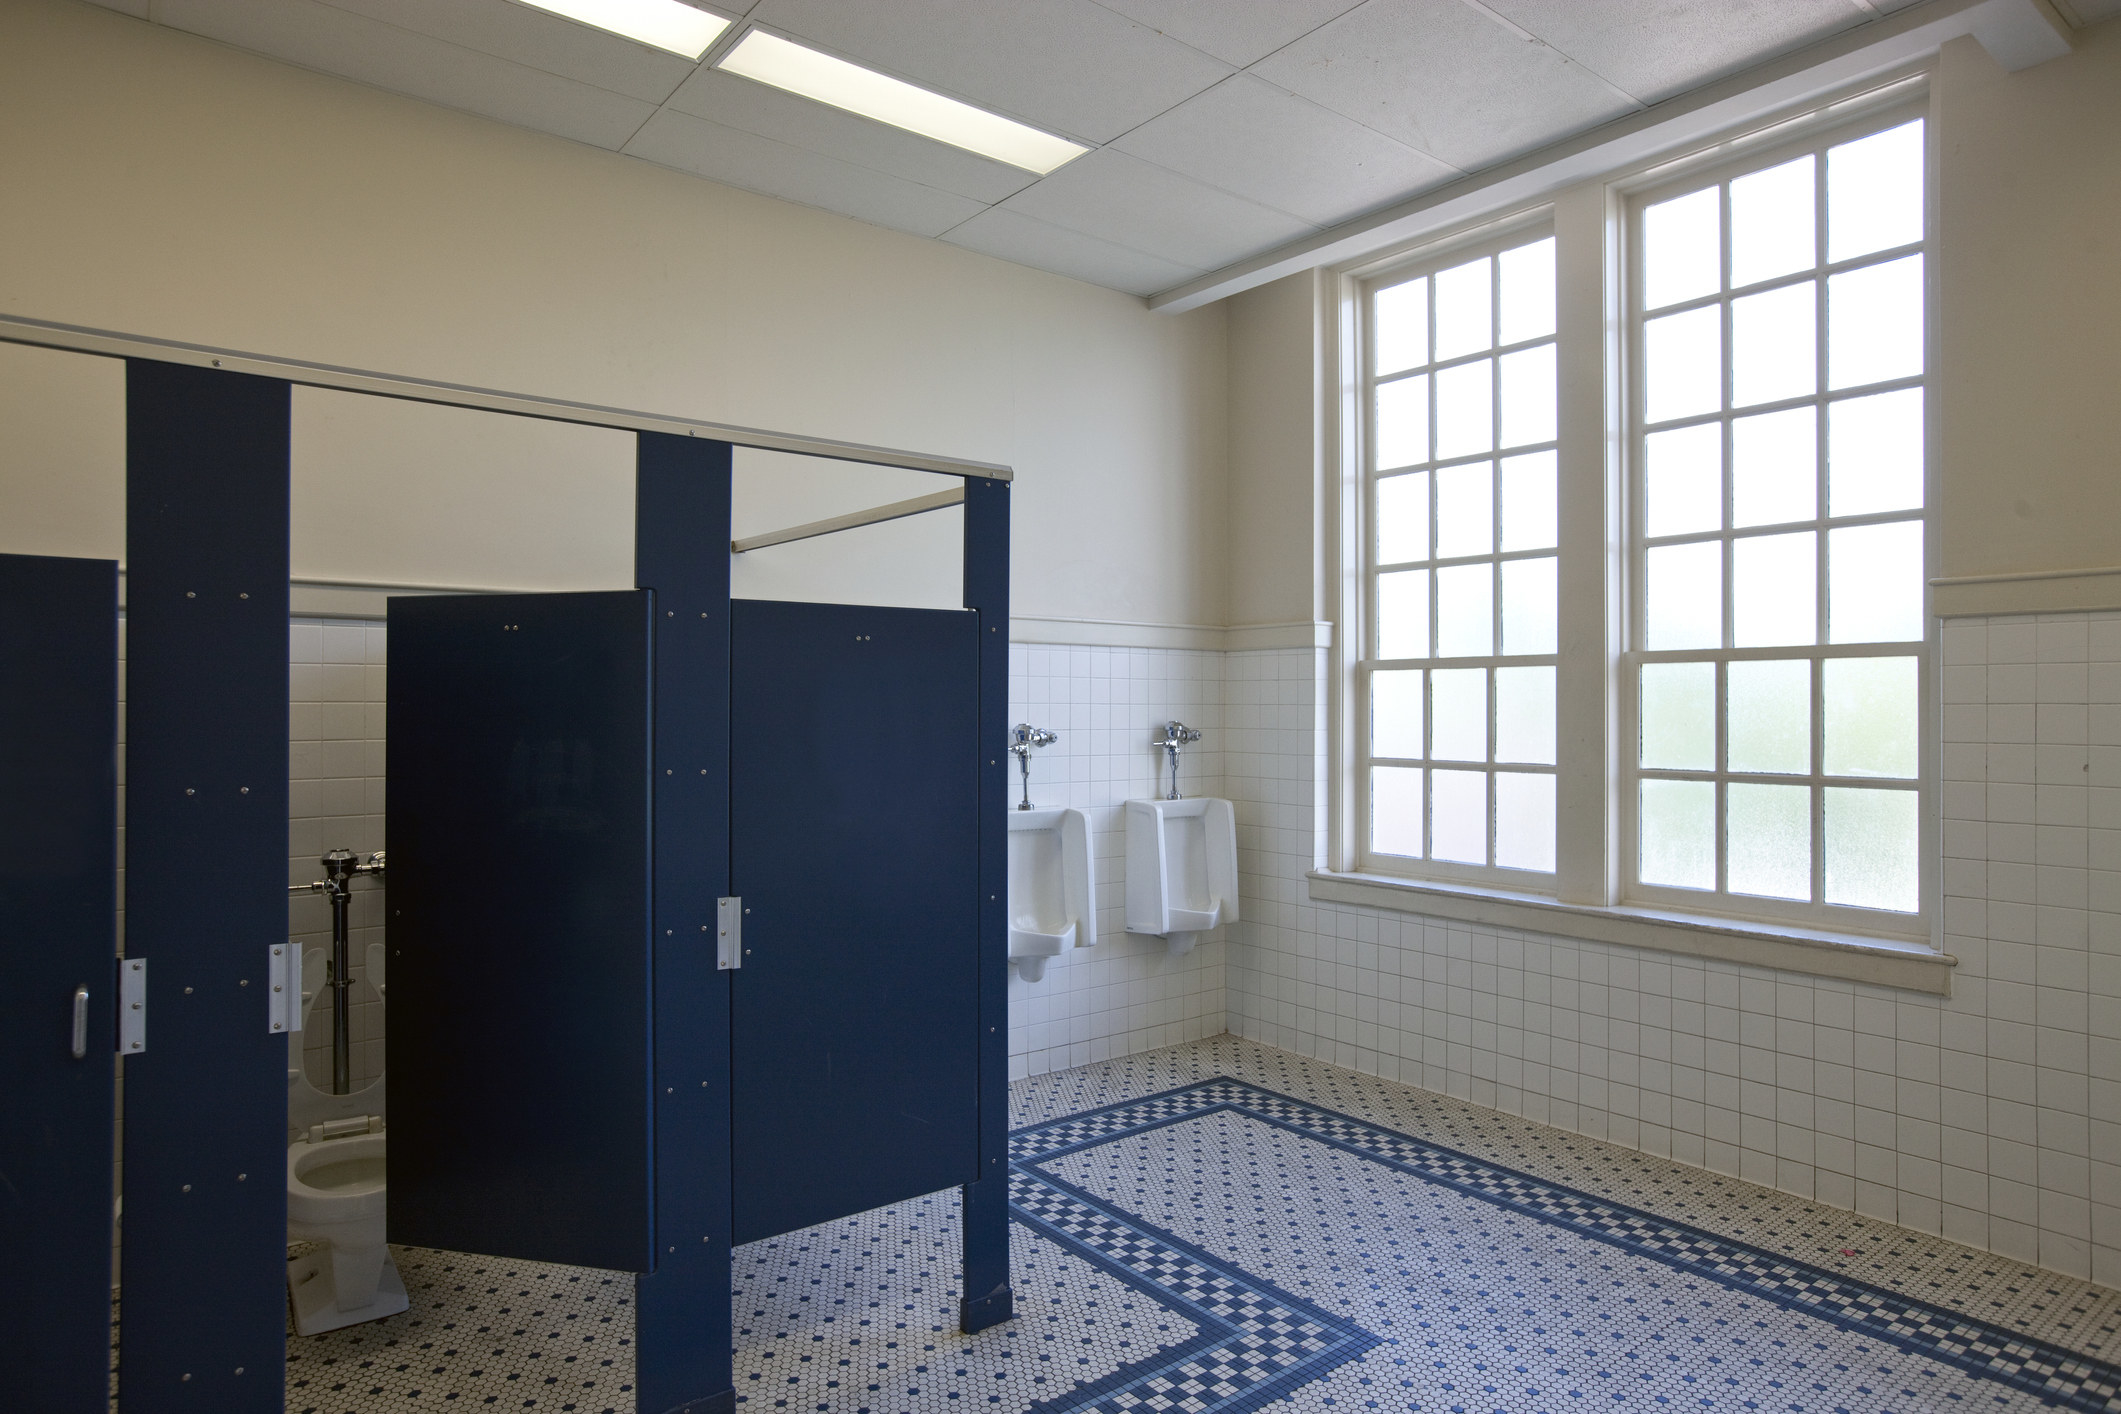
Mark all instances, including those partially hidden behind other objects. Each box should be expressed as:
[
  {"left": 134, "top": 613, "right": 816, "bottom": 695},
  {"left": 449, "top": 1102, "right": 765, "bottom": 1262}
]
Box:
[
  {"left": 385, "top": 590, "right": 656, "bottom": 1270},
  {"left": 120, "top": 360, "right": 292, "bottom": 1411},
  {"left": 634, "top": 432, "right": 736, "bottom": 1414},
  {"left": 727, "top": 599, "right": 982, "bottom": 1242},
  {"left": 0, "top": 554, "right": 119, "bottom": 1413}
]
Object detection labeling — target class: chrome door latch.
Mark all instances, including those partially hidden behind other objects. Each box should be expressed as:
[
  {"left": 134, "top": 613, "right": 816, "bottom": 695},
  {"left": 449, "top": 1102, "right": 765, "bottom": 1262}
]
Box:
[
  {"left": 118, "top": 957, "right": 147, "bottom": 1054},
  {"left": 717, "top": 897, "right": 741, "bottom": 971}
]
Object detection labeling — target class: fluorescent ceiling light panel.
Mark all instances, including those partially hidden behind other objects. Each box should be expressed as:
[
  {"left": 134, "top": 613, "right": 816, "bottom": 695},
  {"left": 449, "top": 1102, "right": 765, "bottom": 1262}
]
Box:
[
  {"left": 717, "top": 31, "right": 1087, "bottom": 174},
  {"left": 514, "top": 0, "right": 729, "bottom": 59}
]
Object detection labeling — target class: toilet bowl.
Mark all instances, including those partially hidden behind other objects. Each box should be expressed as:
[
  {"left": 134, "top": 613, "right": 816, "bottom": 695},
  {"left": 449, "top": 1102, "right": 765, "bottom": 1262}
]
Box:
[{"left": 286, "top": 944, "right": 406, "bottom": 1336}]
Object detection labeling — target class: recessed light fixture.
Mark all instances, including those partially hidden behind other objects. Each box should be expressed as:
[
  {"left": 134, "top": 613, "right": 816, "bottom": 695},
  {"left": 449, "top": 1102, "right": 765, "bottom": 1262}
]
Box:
[
  {"left": 717, "top": 31, "right": 1087, "bottom": 175},
  {"left": 514, "top": 0, "right": 730, "bottom": 60}
]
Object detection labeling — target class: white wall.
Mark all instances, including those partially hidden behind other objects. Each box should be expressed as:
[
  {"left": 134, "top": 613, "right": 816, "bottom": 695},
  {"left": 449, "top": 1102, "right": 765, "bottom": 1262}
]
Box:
[{"left": 0, "top": 0, "right": 1229, "bottom": 628}]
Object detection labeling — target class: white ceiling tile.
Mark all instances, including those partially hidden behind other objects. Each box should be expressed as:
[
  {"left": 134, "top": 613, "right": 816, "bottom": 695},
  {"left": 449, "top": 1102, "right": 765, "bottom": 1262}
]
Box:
[
  {"left": 1090, "top": 0, "right": 1367, "bottom": 67},
  {"left": 1112, "top": 74, "right": 1459, "bottom": 227},
  {"left": 150, "top": 0, "right": 658, "bottom": 148},
  {"left": 624, "top": 108, "right": 989, "bottom": 238},
  {"left": 1252, "top": 0, "right": 1636, "bottom": 171},
  {"left": 664, "top": 70, "right": 1037, "bottom": 204},
  {"left": 941, "top": 208, "right": 1201, "bottom": 296},
  {"left": 997, "top": 148, "right": 1315, "bottom": 271},
  {"left": 1482, "top": 0, "right": 1865, "bottom": 104},
  {"left": 311, "top": 0, "right": 705, "bottom": 104},
  {"left": 746, "top": 0, "right": 1233, "bottom": 143}
]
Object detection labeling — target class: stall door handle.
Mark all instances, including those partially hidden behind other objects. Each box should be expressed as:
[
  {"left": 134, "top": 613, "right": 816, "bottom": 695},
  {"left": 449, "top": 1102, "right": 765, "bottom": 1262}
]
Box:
[{"left": 70, "top": 985, "right": 90, "bottom": 1059}]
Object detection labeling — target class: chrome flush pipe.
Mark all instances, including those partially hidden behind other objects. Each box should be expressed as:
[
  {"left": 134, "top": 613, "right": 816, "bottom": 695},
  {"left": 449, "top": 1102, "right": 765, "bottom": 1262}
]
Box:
[
  {"left": 1153, "top": 721, "right": 1202, "bottom": 800},
  {"left": 290, "top": 847, "right": 385, "bottom": 1094},
  {"left": 1007, "top": 724, "right": 1058, "bottom": 810}
]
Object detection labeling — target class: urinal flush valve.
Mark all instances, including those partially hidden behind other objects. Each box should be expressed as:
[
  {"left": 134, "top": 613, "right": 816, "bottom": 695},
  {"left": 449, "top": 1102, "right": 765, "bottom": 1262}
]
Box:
[
  {"left": 1154, "top": 722, "right": 1203, "bottom": 800},
  {"left": 1007, "top": 724, "right": 1058, "bottom": 811}
]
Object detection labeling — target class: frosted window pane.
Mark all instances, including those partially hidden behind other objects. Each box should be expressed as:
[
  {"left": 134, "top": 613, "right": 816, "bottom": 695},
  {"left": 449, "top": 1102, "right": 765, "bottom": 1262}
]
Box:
[
  {"left": 1501, "top": 556, "right": 1557, "bottom": 656},
  {"left": 1431, "top": 769, "right": 1487, "bottom": 864},
  {"left": 1371, "top": 668, "right": 1424, "bottom": 759},
  {"left": 1376, "top": 471, "right": 1429, "bottom": 565},
  {"left": 1824, "top": 655, "right": 1918, "bottom": 778},
  {"left": 1640, "top": 779, "right": 1714, "bottom": 890},
  {"left": 1433, "top": 255, "right": 1493, "bottom": 360},
  {"left": 1728, "top": 782, "right": 1811, "bottom": 900},
  {"left": 1829, "top": 389, "right": 1923, "bottom": 516},
  {"left": 1730, "top": 154, "right": 1814, "bottom": 287},
  {"left": 1371, "top": 766, "right": 1424, "bottom": 858},
  {"left": 1434, "top": 461, "right": 1493, "bottom": 559},
  {"left": 1643, "top": 187, "right": 1720, "bottom": 310},
  {"left": 1727, "top": 659, "right": 1809, "bottom": 775},
  {"left": 1495, "top": 666, "right": 1556, "bottom": 764},
  {"left": 1645, "top": 423, "right": 1721, "bottom": 537},
  {"left": 1732, "top": 407, "right": 1816, "bottom": 528},
  {"left": 1640, "top": 662, "right": 1713, "bottom": 770},
  {"left": 1829, "top": 120, "right": 1923, "bottom": 263},
  {"left": 1436, "top": 564, "right": 1494, "bottom": 658},
  {"left": 1829, "top": 521, "right": 1923, "bottom": 643},
  {"left": 1731, "top": 281, "right": 1816, "bottom": 408},
  {"left": 1500, "top": 451, "right": 1557, "bottom": 550},
  {"left": 1435, "top": 359, "right": 1495, "bottom": 460},
  {"left": 1430, "top": 668, "right": 1486, "bottom": 761},
  {"left": 1499, "top": 344, "right": 1557, "bottom": 449},
  {"left": 1732, "top": 531, "right": 1816, "bottom": 648},
  {"left": 1377, "top": 569, "right": 1429, "bottom": 660},
  {"left": 1495, "top": 772, "right": 1556, "bottom": 873},
  {"left": 1825, "top": 786, "right": 1918, "bottom": 911},
  {"left": 1375, "top": 375, "right": 1429, "bottom": 471},
  {"left": 1374, "top": 277, "right": 1428, "bottom": 376},
  {"left": 1645, "top": 306, "right": 1723, "bottom": 423},
  {"left": 1499, "top": 237, "right": 1556, "bottom": 344},
  {"left": 1829, "top": 255, "right": 1923, "bottom": 390},
  {"left": 1646, "top": 541, "right": 1722, "bottom": 651}
]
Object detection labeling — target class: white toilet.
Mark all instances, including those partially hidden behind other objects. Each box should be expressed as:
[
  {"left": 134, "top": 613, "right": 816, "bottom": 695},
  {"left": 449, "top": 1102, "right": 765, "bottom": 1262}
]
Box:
[
  {"left": 1007, "top": 807, "right": 1095, "bottom": 982},
  {"left": 285, "top": 943, "right": 407, "bottom": 1336}
]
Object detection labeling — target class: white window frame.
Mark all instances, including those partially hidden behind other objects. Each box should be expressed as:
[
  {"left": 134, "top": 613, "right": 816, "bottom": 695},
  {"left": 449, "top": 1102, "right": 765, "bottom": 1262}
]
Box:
[
  {"left": 1621, "top": 99, "right": 1936, "bottom": 943},
  {"left": 1321, "top": 75, "right": 1945, "bottom": 985},
  {"left": 1355, "top": 221, "right": 1562, "bottom": 890}
]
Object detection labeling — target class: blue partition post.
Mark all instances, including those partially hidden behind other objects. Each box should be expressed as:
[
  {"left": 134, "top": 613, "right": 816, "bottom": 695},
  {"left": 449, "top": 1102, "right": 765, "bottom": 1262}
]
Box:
[
  {"left": 634, "top": 432, "right": 737, "bottom": 1414},
  {"left": 959, "top": 474, "right": 1014, "bottom": 1333},
  {"left": 121, "top": 360, "right": 291, "bottom": 1410}
]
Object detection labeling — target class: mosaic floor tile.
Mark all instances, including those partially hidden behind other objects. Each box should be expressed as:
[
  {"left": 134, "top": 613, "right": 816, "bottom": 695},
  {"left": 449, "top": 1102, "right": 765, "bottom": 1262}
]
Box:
[{"left": 102, "top": 1035, "right": 2121, "bottom": 1413}]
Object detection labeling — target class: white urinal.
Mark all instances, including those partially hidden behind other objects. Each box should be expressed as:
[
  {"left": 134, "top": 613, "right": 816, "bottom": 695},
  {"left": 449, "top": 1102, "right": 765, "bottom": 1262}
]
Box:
[
  {"left": 1123, "top": 797, "right": 1238, "bottom": 956},
  {"left": 1007, "top": 807, "right": 1094, "bottom": 982}
]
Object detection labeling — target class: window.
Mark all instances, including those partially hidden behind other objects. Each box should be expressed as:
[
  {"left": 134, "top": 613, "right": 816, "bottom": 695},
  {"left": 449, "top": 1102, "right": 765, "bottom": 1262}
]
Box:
[
  {"left": 1628, "top": 113, "right": 1928, "bottom": 928},
  {"left": 1344, "top": 99, "right": 1932, "bottom": 947},
  {"left": 1362, "top": 232, "right": 1560, "bottom": 882}
]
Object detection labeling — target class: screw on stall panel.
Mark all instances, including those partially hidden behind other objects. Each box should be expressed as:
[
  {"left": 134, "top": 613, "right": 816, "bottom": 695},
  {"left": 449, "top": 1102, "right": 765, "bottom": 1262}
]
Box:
[
  {"left": 237, "top": 1173, "right": 246, "bottom": 1181},
  {"left": 181, "top": 1184, "right": 191, "bottom": 1193},
  {"left": 185, "top": 788, "right": 195, "bottom": 796},
  {"left": 239, "top": 979, "right": 249, "bottom": 987},
  {"left": 240, "top": 786, "right": 249, "bottom": 794},
  {"left": 183, "top": 986, "right": 193, "bottom": 994},
  {"left": 186, "top": 591, "right": 196, "bottom": 599},
  {"left": 181, "top": 1373, "right": 191, "bottom": 1381},
  {"left": 234, "top": 1367, "right": 244, "bottom": 1376}
]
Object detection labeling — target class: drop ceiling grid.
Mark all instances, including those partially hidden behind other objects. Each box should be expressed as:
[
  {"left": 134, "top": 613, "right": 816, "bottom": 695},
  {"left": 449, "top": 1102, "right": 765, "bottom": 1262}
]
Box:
[{"left": 83, "top": 0, "right": 1918, "bottom": 296}]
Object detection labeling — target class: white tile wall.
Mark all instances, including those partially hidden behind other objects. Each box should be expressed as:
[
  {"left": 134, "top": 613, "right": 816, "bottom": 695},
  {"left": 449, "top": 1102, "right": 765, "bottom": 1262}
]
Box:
[
  {"left": 1224, "top": 614, "right": 2121, "bottom": 1287},
  {"left": 1005, "top": 644, "right": 1229, "bottom": 1080},
  {"left": 287, "top": 619, "right": 388, "bottom": 1092}
]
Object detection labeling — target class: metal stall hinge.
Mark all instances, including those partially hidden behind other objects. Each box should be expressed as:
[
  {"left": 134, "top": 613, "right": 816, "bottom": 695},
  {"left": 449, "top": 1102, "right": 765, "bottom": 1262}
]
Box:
[
  {"left": 268, "top": 943, "right": 304, "bottom": 1034},
  {"left": 717, "top": 897, "right": 742, "bottom": 970},
  {"left": 118, "top": 957, "right": 147, "bottom": 1054}
]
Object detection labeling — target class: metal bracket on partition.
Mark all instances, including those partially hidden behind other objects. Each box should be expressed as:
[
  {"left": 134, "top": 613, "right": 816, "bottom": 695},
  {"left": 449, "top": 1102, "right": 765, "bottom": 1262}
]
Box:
[
  {"left": 118, "top": 957, "right": 147, "bottom": 1054},
  {"left": 717, "top": 898, "right": 742, "bottom": 970},
  {"left": 268, "top": 943, "right": 303, "bottom": 1034}
]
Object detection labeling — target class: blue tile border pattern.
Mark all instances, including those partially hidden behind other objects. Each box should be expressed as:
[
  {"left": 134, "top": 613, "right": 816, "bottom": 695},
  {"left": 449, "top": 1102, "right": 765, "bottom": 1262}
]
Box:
[{"left": 1007, "top": 1078, "right": 2121, "bottom": 1414}]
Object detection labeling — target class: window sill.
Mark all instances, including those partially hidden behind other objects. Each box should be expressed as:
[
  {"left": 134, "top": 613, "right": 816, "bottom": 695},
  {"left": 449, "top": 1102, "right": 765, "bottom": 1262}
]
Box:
[{"left": 1305, "top": 870, "right": 1953, "bottom": 995}]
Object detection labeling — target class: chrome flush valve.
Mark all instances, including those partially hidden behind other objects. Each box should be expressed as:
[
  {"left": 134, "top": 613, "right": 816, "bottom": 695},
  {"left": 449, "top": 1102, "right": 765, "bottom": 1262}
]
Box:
[
  {"left": 1153, "top": 721, "right": 1202, "bottom": 800},
  {"left": 1007, "top": 723, "right": 1058, "bottom": 811}
]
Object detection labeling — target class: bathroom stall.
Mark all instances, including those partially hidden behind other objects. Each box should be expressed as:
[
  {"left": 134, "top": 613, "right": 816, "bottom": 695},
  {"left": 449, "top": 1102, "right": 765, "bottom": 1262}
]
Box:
[{"left": 0, "top": 317, "right": 1012, "bottom": 1414}]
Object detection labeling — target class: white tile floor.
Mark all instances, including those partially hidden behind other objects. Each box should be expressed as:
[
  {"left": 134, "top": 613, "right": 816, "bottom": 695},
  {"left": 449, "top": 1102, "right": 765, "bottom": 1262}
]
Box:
[{"left": 136, "top": 1035, "right": 2121, "bottom": 1413}]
